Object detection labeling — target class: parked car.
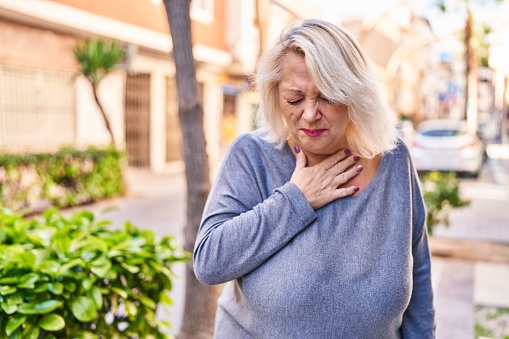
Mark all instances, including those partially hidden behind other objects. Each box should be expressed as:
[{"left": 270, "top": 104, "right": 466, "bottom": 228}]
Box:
[{"left": 410, "top": 119, "right": 485, "bottom": 178}]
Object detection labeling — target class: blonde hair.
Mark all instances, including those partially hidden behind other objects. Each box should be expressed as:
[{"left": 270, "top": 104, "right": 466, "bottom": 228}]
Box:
[{"left": 255, "top": 18, "right": 398, "bottom": 158}]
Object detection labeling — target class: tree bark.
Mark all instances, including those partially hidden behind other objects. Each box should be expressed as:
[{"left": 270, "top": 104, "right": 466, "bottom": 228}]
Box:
[
  {"left": 464, "top": 8, "right": 478, "bottom": 129},
  {"left": 163, "top": 1, "right": 219, "bottom": 338}
]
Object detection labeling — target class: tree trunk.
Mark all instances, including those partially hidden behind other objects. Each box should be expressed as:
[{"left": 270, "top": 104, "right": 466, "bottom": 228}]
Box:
[
  {"left": 464, "top": 8, "right": 478, "bottom": 132},
  {"left": 163, "top": 1, "right": 219, "bottom": 338},
  {"left": 92, "top": 83, "right": 116, "bottom": 145}
]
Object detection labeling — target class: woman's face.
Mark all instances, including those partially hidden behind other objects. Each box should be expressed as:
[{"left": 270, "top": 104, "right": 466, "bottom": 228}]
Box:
[{"left": 278, "top": 51, "right": 350, "bottom": 156}]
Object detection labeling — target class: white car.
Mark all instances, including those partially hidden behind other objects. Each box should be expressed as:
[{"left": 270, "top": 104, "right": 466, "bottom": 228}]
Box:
[{"left": 410, "top": 119, "right": 485, "bottom": 177}]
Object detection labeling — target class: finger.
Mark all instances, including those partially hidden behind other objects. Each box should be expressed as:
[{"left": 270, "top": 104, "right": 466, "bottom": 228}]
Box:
[
  {"left": 328, "top": 154, "right": 360, "bottom": 177},
  {"left": 321, "top": 148, "right": 351, "bottom": 170},
  {"left": 294, "top": 145, "right": 307, "bottom": 169},
  {"left": 333, "top": 164, "right": 363, "bottom": 187},
  {"left": 333, "top": 185, "right": 360, "bottom": 199}
]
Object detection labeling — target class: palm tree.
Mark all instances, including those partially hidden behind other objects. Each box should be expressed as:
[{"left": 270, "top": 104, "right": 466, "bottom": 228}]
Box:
[{"left": 74, "top": 39, "right": 124, "bottom": 146}]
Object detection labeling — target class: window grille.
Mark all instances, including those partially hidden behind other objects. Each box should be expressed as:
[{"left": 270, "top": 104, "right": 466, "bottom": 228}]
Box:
[{"left": 0, "top": 65, "right": 75, "bottom": 153}]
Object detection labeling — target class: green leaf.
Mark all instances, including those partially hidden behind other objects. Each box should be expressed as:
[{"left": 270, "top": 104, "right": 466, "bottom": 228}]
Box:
[
  {"left": 125, "top": 300, "right": 137, "bottom": 318},
  {"left": 89, "top": 286, "right": 103, "bottom": 310},
  {"left": 71, "top": 296, "right": 97, "bottom": 322},
  {"left": 68, "top": 331, "right": 98, "bottom": 339},
  {"left": 18, "top": 300, "right": 62, "bottom": 315},
  {"left": 63, "top": 281, "right": 77, "bottom": 292},
  {"left": 6, "top": 293, "right": 23, "bottom": 305},
  {"left": 55, "top": 233, "right": 71, "bottom": 258},
  {"left": 33, "top": 282, "right": 50, "bottom": 293},
  {"left": 106, "top": 249, "right": 122, "bottom": 258},
  {"left": 21, "top": 323, "right": 40, "bottom": 339},
  {"left": 0, "top": 285, "right": 17, "bottom": 295},
  {"left": 38, "top": 313, "right": 65, "bottom": 331},
  {"left": 86, "top": 236, "right": 108, "bottom": 253},
  {"left": 90, "top": 257, "right": 111, "bottom": 277},
  {"left": 5, "top": 314, "right": 26, "bottom": 336},
  {"left": 58, "top": 258, "right": 83, "bottom": 275},
  {"left": 120, "top": 262, "right": 140, "bottom": 274},
  {"left": 81, "top": 277, "right": 96, "bottom": 291},
  {"left": 0, "top": 277, "right": 19, "bottom": 284},
  {"left": 139, "top": 295, "right": 156, "bottom": 310},
  {"left": 111, "top": 287, "right": 128, "bottom": 299},
  {"left": 1, "top": 302, "right": 17, "bottom": 314},
  {"left": 38, "top": 260, "right": 60, "bottom": 275},
  {"left": 17, "top": 272, "right": 39, "bottom": 289},
  {"left": 48, "top": 282, "right": 64, "bottom": 295},
  {"left": 159, "top": 291, "right": 174, "bottom": 306}
]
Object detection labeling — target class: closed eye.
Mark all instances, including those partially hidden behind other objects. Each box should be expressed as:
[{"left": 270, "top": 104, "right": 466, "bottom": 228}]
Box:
[
  {"left": 287, "top": 99, "right": 303, "bottom": 105},
  {"left": 319, "top": 97, "right": 335, "bottom": 105}
]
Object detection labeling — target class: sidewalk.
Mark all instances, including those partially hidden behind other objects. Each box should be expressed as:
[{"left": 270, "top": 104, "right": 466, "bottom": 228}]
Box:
[{"left": 75, "top": 167, "right": 509, "bottom": 338}]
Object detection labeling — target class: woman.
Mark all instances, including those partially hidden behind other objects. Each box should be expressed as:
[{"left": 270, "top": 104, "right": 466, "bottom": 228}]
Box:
[{"left": 194, "top": 19, "right": 435, "bottom": 338}]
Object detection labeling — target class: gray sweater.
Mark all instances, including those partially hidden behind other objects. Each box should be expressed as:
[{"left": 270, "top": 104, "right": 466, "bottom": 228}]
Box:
[{"left": 194, "top": 131, "right": 435, "bottom": 339}]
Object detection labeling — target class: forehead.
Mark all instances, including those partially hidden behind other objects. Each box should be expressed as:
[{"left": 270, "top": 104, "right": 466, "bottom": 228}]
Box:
[{"left": 279, "top": 51, "right": 317, "bottom": 93}]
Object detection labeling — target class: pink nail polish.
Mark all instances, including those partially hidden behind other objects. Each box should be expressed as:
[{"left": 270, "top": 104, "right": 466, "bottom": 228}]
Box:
[
  {"left": 353, "top": 155, "right": 360, "bottom": 162},
  {"left": 356, "top": 165, "right": 362, "bottom": 173},
  {"left": 344, "top": 149, "right": 351, "bottom": 155},
  {"left": 353, "top": 186, "right": 360, "bottom": 192},
  {"left": 294, "top": 145, "right": 300, "bottom": 154}
]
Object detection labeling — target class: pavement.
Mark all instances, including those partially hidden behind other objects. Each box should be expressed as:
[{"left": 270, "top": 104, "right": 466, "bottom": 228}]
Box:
[{"left": 66, "top": 163, "right": 509, "bottom": 339}]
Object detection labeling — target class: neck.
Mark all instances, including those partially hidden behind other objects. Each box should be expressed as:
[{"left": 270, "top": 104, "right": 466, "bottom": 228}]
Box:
[
  {"left": 302, "top": 152, "right": 328, "bottom": 167},
  {"left": 287, "top": 138, "right": 346, "bottom": 166}
]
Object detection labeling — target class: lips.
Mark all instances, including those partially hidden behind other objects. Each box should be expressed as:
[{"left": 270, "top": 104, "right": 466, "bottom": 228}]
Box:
[{"left": 301, "top": 128, "right": 326, "bottom": 137}]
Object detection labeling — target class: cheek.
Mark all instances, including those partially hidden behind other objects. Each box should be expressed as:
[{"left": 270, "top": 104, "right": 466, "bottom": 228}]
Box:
[{"left": 281, "top": 107, "right": 298, "bottom": 124}]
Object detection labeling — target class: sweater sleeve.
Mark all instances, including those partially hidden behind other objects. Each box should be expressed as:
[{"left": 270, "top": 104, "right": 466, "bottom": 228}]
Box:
[
  {"left": 193, "top": 137, "right": 317, "bottom": 285},
  {"left": 401, "top": 163, "right": 436, "bottom": 338}
]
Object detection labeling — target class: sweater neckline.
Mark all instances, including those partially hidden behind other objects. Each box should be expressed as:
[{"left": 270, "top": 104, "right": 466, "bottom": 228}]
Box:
[{"left": 282, "top": 142, "right": 389, "bottom": 200}]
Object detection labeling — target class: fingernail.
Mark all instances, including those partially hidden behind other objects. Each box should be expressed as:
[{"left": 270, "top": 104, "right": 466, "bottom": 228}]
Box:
[
  {"left": 294, "top": 145, "right": 300, "bottom": 154},
  {"left": 344, "top": 149, "right": 351, "bottom": 155},
  {"left": 353, "top": 155, "right": 360, "bottom": 162},
  {"left": 353, "top": 186, "right": 360, "bottom": 192},
  {"left": 356, "top": 165, "right": 362, "bottom": 173}
]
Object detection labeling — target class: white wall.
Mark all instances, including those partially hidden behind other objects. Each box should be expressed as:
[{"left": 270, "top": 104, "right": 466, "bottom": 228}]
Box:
[{"left": 74, "top": 73, "right": 125, "bottom": 149}]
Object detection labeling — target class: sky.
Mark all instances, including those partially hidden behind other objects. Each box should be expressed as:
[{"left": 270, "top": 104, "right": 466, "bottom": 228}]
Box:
[{"left": 306, "top": 0, "right": 508, "bottom": 37}]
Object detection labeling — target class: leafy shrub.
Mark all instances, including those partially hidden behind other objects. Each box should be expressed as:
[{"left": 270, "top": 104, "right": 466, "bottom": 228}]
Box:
[
  {"left": 0, "top": 208, "right": 187, "bottom": 338},
  {"left": 421, "top": 171, "right": 471, "bottom": 235},
  {"left": 0, "top": 147, "right": 125, "bottom": 214}
]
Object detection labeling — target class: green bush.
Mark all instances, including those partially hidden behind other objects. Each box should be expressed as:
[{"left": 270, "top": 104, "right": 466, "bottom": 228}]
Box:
[
  {"left": 0, "top": 208, "right": 188, "bottom": 338},
  {"left": 0, "top": 147, "right": 125, "bottom": 214},
  {"left": 421, "top": 171, "right": 471, "bottom": 235}
]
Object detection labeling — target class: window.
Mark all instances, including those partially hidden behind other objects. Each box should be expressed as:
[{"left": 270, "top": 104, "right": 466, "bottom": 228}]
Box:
[{"left": 0, "top": 65, "right": 75, "bottom": 153}]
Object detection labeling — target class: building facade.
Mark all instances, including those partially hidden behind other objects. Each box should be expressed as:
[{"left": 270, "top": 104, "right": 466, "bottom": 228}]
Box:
[{"left": 1, "top": 0, "right": 450, "bottom": 174}]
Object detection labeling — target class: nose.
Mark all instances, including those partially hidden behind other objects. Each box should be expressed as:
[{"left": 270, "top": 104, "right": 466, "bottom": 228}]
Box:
[{"left": 302, "top": 100, "right": 321, "bottom": 123}]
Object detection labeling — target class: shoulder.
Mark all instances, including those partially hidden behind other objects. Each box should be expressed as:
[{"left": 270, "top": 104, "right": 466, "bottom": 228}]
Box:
[
  {"left": 384, "top": 137, "right": 412, "bottom": 162},
  {"left": 230, "top": 130, "right": 274, "bottom": 149},
  {"left": 377, "top": 138, "right": 416, "bottom": 180},
  {"left": 227, "top": 130, "right": 281, "bottom": 159}
]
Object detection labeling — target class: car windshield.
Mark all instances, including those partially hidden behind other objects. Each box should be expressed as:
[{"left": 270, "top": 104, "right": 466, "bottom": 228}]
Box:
[{"left": 422, "top": 129, "right": 461, "bottom": 137}]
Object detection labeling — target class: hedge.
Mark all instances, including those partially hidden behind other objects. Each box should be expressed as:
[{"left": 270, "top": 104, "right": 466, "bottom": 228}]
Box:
[
  {"left": 0, "top": 207, "right": 187, "bottom": 338},
  {"left": 0, "top": 147, "right": 125, "bottom": 214}
]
